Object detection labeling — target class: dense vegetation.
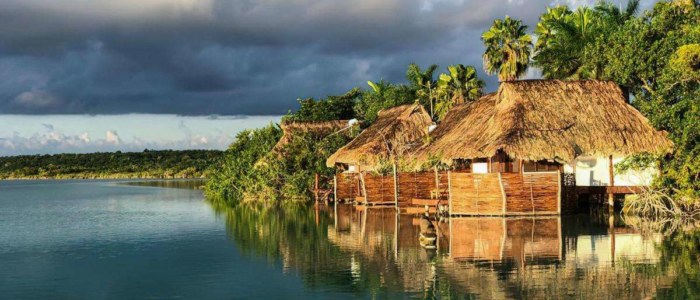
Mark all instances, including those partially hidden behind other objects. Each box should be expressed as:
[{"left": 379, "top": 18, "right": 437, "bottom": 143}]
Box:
[
  {"left": 529, "top": 0, "right": 699, "bottom": 202},
  {"left": 207, "top": 0, "right": 698, "bottom": 207},
  {"left": 204, "top": 60, "right": 487, "bottom": 204},
  {"left": 0, "top": 150, "right": 222, "bottom": 179}
]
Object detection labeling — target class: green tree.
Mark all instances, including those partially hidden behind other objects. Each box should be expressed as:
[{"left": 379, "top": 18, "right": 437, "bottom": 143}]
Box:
[
  {"left": 583, "top": 0, "right": 700, "bottom": 198},
  {"left": 406, "top": 63, "right": 439, "bottom": 118},
  {"left": 482, "top": 16, "right": 533, "bottom": 81},
  {"left": 354, "top": 81, "right": 416, "bottom": 123},
  {"left": 435, "top": 64, "right": 484, "bottom": 120}
]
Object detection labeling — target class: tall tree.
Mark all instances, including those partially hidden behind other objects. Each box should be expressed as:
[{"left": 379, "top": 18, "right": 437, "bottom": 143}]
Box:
[
  {"left": 533, "top": 7, "right": 598, "bottom": 79},
  {"left": 435, "top": 64, "right": 484, "bottom": 120},
  {"left": 594, "top": 0, "right": 640, "bottom": 26},
  {"left": 406, "top": 63, "right": 439, "bottom": 118},
  {"left": 482, "top": 16, "right": 533, "bottom": 81}
]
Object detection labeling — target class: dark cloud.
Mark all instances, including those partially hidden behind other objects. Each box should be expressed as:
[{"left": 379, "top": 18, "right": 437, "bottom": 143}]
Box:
[{"left": 0, "top": 0, "right": 658, "bottom": 115}]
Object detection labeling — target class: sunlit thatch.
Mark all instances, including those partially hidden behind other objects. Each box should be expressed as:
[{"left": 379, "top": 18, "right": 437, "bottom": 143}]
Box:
[
  {"left": 326, "top": 103, "right": 432, "bottom": 170},
  {"left": 272, "top": 120, "right": 351, "bottom": 153},
  {"left": 415, "top": 80, "right": 672, "bottom": 165}
]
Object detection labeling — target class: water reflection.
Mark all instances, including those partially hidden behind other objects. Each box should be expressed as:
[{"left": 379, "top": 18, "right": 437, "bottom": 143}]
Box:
[
  {"left": 213, "top": 201, "right": 700, "bottom": 299},
  {"left": 119, "top": 179, "right": 206, "bottom": 190}
]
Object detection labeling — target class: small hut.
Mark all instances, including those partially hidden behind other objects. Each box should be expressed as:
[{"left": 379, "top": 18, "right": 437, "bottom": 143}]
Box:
[
  {"left": 416, "top": 80, "right": 672, "bottom": 215},
  {"left": 328, "top": 103, "right": 433, "bottom": 205},
  {"left": 327, "top": 103, "right": 432, "bottom": 172},
  {"left": 272, "top": 119, "right": 352, "bottom": 154}
]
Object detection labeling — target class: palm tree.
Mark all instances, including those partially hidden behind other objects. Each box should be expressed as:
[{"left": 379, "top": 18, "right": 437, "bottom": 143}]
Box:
[
  {"left": 533, "top": 7, "right": 597, "bottom": 79},
  {"left": 435, "top": 64, "right": 484, "bottom": 120},
  {"left": 406, "top": 63, "right": 439, "bottom": 118},
  {"left": 594, "top": 0, "right": 640, "bottom": 26},
  {"left": 482, "top": 16, "right": 533, "bottom": 81},
  {"left": 367, "top": 80, "right": 390, "bottom": 96}
]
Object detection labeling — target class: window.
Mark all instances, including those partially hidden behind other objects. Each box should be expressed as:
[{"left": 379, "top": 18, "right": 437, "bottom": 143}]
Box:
[{"left": 523, "top": 160, "right": 561, "bottom": 172}]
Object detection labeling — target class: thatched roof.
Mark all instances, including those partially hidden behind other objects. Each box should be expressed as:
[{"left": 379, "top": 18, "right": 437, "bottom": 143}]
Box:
[
  {"left": 273, "top": 120, "right": 350, "bottom": 153},
  {"left": 416, "top": 80, "right": 672, "bottom": 165},
  {"left": 326, "top": 103, "right": 432, "bottom": 170}
]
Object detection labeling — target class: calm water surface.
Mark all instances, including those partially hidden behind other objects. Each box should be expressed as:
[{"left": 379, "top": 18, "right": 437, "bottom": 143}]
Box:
[{"left": 0, "top": 180, "right": 698, "bottom": 299}]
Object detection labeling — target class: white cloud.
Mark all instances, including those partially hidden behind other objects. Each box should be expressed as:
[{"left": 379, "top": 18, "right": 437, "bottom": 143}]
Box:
[
  {"left": 105, "top": 130, "right": 121, "bottom": 145},
  {"left": 0, "top": 114, "right": 280, "bottom": 156},
  {"left": 13, "top": 90, "right": 59, "bottom": 108}
]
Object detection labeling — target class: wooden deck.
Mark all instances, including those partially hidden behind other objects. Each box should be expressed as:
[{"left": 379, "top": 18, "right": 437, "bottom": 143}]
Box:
[{"left": 576, "top": 186, "right": 645, "bottom": 195}]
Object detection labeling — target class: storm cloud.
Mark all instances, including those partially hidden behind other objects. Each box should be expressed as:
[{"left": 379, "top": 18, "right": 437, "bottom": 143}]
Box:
[{"left": 0, "top": 0, "right": 656, "bottom": 115}]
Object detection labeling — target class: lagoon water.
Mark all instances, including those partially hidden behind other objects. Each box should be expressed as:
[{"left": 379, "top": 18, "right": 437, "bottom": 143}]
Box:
[{"left": 0, "top": 180, "right": 698, "bottom": 299}]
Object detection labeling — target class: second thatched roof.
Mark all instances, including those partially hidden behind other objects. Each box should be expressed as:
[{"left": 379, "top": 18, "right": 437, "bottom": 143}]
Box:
[
  {"left": 326, "top": 103, "right": 432, "bottom": 170},
  {"left": 273, "top": 120, "right": 351, "bottom": 153},
  {"left": 415, "top": 80, "right": 672, "bottom": 165}
]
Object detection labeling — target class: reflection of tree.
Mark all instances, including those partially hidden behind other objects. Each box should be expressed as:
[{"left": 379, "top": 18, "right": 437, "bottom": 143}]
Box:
[
  {"left": 654, "top": 229, "right": 700, "bottom": 299},
  {"left": 208, "top": 199, "right": 700, "bottom": 299}
]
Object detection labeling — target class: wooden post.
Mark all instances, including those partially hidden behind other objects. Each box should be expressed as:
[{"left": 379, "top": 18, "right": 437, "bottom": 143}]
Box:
[
  {"left": 447, "top": 171, "right": 452, "bottom": 216},
  {"left": 314, "top": 173, "right": 319, "bottom": 203},
  {"left": 359, "top": 172, "right": 368, "bottom": 205},
  {"left": 393, "top": 163, "right": 399, "bottom": 211},
  {"left": 608, "top": 155, "right": 615, "bottom": 208},
  {"left": 333, "top": 175, "right": 338, "bottom": 203},
  {"left": 498, "top": 172, "right": 506, "bottom": 215},
  {"left": 557, "top": 170, "right": 562, "bottom": 214}
]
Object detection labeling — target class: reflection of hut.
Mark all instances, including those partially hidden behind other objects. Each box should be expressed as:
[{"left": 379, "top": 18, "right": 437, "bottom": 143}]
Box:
[
  {"left": 415, "top": 80, "right": 672, "bottom": 215},
  {"left": 447, "top": 217, "right": 562, "bottom": 263},
  {"left": 328, "top": 104, "right": 432, "bottom": 205}
]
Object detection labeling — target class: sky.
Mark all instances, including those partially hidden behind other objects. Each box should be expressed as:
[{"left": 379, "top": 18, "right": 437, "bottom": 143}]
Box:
[{"left": 0, "top": 0, "right": 658, "bottom": 155}]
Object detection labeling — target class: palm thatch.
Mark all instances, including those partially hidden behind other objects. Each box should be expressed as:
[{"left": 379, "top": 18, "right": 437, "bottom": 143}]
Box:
[
  {"left": 272, "top": 120, "right": 351, "bottom": 153},
  {"left": 416, "top": 80, "right": 672, "bottom": 165},
  {"left": 326, "top": 103, "right": 432, "bottom": 170}
]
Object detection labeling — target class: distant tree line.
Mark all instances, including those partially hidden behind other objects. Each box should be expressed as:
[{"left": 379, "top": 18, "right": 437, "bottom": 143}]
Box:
[{"left": 0, "top": 150, "right": 223, "bottom": 179}]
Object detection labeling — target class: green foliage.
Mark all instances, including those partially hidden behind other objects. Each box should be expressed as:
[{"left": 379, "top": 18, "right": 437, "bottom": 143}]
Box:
[
  {"left": 354, "top": 81, "right": 417, "bottom": 123},
  {"left": 482, "top": 16, "right": 533, "bottom": 81},
  {"left": 535, "top": 0, "right": 700, "bottom": 198},
  {"left": 406, "top": 63, "right": 439, "bottom": 118},
  {"left": 204, "top": 122, "right": 355, "bottom": 204},
  {"left": 205, "top": 125, "right": 282, "bottom": 203},
  {"left": 435, "top": 64, "right": 484, "bottom": 120},
  {"left": 0, "top": 150, "right": 222, "bottom": 179},
  {"left": 283, "top": 88, "right": 361, "bottom": 122}
]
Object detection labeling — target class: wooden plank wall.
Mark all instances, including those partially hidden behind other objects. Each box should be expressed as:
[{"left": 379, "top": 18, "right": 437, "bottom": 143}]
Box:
[
  {"left": 336, "top": 173, "right": 360, "bottom": 201},
  {"left": 396, "top": 172, "right": 434, "bottom": 205},
  {"left": 449, "top": 173, "right": 504, "bottom": 215},
  {"left": 363, "top": 173, "right": 395, "bottom": 204},
  {"left": 500, "top": 172, "right": 559, "bottom": 214}
]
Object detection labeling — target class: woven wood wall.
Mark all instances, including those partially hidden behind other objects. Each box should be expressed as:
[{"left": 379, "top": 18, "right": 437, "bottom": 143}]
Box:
[
  {"left": 449, "top": 173, "right": 504, "bottom": 215},
  {"left": 336, "top": 173, "right": 360, "bottom": 200},
  {"left": 500, "top": 172, "right": 560, "bottom": 214},
  {"left": 362, "top": 173, "right": 395, "bottom": 204}
]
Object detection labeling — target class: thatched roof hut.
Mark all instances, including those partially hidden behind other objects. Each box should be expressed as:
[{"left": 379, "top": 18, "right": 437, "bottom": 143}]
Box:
[
  {"left": 326, "top": 103, "right": 432, "bottom": 170},
  {"left": 416, "top": 80, "right": 672, "bottom": 165},
  {"left": 272, "top": 120, "right": 351, "bottom": 153}
]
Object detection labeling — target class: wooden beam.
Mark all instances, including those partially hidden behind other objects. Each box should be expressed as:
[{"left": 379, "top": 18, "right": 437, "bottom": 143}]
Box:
[
  {"left": 498, "top": 172, "right": 506, "bottom": 215},
  {"left": 608, "top": 155, "right": 614, "bottom": 207},
  {"left": 392, "top": 163, "right": 398, "bottom": 211},
  {"left": 333, "top": 175, "right": 338, "bottom": 203},
  {"left": 447, "top": 170, "right": 452, "bottom": 216},
  {"left": 557, "top": 170, "right": 562, "bottom": 214}
]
